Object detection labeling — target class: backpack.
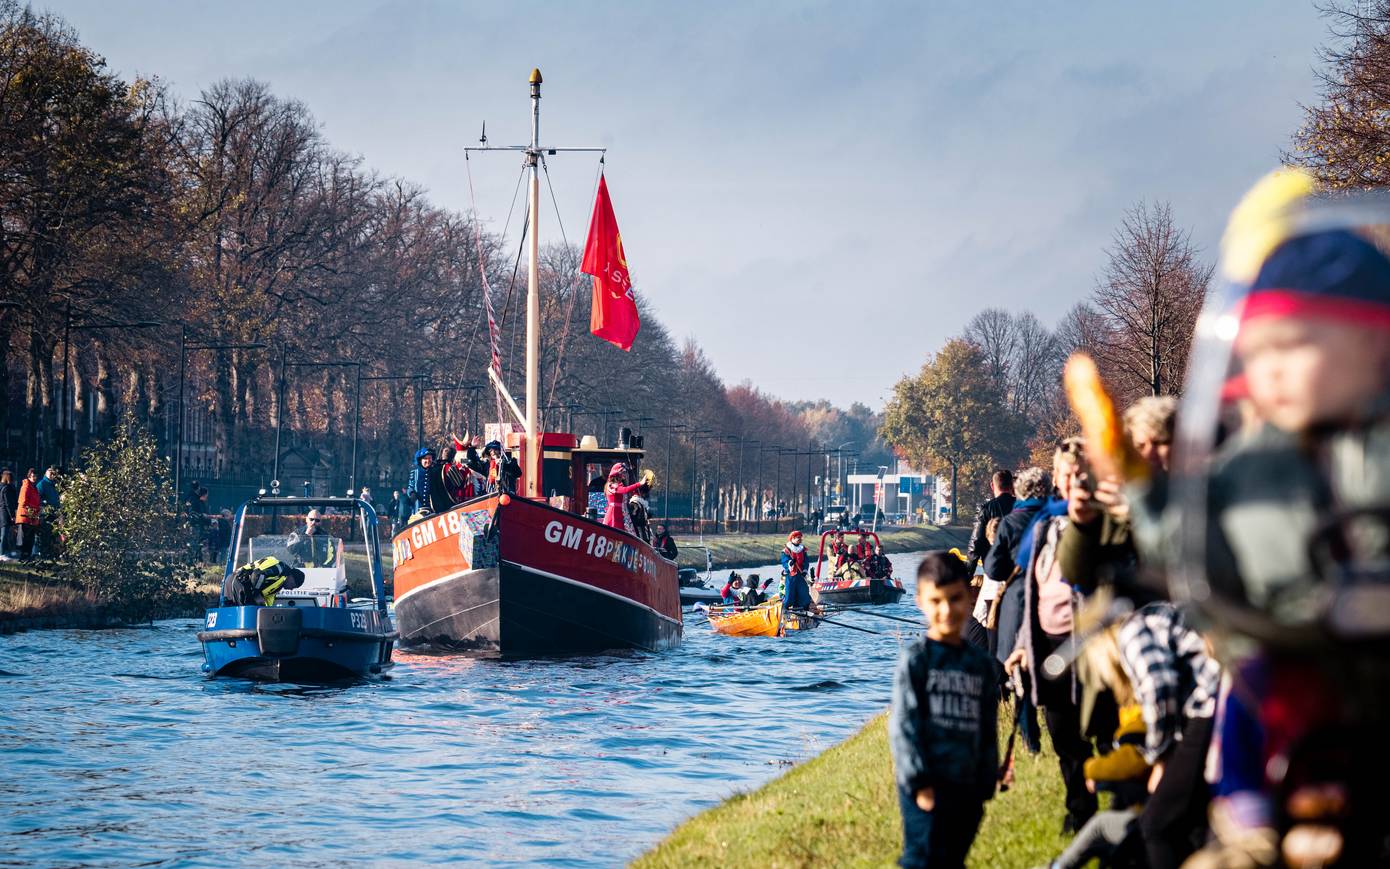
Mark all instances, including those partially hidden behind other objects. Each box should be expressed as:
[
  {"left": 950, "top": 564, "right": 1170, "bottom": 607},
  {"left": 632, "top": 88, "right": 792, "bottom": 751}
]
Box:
[{"left": 222, "top": 557, "right": 306, "bottom": 606}]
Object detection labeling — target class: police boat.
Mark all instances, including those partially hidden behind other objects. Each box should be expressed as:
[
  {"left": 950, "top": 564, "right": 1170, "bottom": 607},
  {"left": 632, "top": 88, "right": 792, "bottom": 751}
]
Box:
[{"left": 198, "top": 495, "right": 396, "bottom": 682}]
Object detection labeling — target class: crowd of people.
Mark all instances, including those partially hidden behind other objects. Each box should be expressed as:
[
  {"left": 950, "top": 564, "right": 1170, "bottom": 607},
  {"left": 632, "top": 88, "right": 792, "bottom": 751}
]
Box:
[
  {"left": 0, "top": 466, "right": 62, "bottom": 561},
  {"left": 889, "top": 179, "right": 1390, "bottom": 868},
  {"left": 394, "top": 433, "right": 521, "bottom": 532}
]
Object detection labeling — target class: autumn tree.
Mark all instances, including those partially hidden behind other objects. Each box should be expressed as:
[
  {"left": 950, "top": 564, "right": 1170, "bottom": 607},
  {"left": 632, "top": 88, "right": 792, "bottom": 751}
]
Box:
[
  {"left": 1293, "top": 1, "right": 1390, "bottom": 188},
  {"left": 881, "top": 339, "right": 1028, "bottom": 522},
  {"left": 1090, "top": 202, "right": 1210, "bottom": 401},
  {"left": 0, "top": 1, "right": 174, "bottom": 464}
]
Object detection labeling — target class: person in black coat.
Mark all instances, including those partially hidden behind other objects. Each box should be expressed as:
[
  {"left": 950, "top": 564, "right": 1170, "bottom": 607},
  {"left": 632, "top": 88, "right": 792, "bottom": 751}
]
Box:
[
  {"left": 652, "top": 524, "right": 678, "bottom": 561},
  {"left": 0, "top": 469, "right": 16, "bottom": 558},
  {"left": 983, "top": 466, "right": 1052, "bottom": 667},
  {"left": 967, "top": 469, "right": 1015, "bottom": 575}
]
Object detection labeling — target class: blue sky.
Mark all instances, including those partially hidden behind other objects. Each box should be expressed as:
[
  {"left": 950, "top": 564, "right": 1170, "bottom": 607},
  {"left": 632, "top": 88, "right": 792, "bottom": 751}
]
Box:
[{"left": 49, "top": 1, "right": 1326, "bottom": 408}]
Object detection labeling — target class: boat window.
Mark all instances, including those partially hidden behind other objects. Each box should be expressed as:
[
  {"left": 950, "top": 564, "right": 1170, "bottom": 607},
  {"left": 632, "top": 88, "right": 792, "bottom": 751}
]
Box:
[
  {"left": 542, "top": 457, "right": 573, "bottom": 501},
  {"left": 247, "top": 533, "right": 345, "bottom": 571}
]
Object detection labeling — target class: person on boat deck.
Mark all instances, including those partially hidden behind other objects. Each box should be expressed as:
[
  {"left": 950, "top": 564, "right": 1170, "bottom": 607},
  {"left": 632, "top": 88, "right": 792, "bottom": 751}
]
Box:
[
  {"left": 477, "top": 440, "right": 521, "bottom": 495},
  {"left": 720, "top": 574, "right": 745, "bottom": 605},
  {"left": 602, "top": 463, "right": 644, "bottom": 534},
  {"left": 831, "top": 531, "right": 849, "bottom": 570},
  {"left": 407, "top": 447, "right": 435, "bottom": 516},
  {"left": 780, "top": 530, "right": 814, "bottom": 611},
  {"left": 865, "top": 544, "right": 891, "bottom": 579},
  {"left": 627, "top": 469, "right": 656, "bottom": 542},
  {"left": 287, "top": 509, "right": 338, "bottom": 567},
  {"left": 653, "top": 524, "right": 678, "bottom": 561},
  {"left": 443, "top": 434, "right": 483, "bottom": 504},
  {"left": 428, "top": 443, "right": 453, "bottom": 513}
]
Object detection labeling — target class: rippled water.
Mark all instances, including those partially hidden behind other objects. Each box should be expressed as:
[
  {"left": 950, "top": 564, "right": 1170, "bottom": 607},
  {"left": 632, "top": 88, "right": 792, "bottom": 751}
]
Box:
[{"left": 1, "top": 552, "right": 931, "bottom": 867}]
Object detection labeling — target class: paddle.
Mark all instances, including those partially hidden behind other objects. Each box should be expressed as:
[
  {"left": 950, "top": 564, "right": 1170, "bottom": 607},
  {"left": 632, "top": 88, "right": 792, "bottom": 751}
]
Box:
[
  {"left": 789, "top": 608, "right": 884, "bottom": 636},
  {"left": 822, "top": 607, "right": 923, "bottom": 627}
]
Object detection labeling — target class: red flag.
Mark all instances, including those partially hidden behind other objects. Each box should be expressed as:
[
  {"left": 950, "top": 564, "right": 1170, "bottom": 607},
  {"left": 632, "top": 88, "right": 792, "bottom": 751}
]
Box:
[{"left": 582, "top": 174, "right": 640, "bottom": 351}]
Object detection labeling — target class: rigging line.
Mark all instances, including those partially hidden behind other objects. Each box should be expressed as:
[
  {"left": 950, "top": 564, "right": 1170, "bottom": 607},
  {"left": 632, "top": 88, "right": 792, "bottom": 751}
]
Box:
[
  {"left": 458, "top": 163, "right": 529, "bottom": 387},
  {"left": 544, "top": 154, "right": 605, "bottom": 408},
  {"left": 464, "top": 151, "right": 511, "bottom": 428},
  {"left": 499, "top": 197, "right": 529, "bottom": 375}
]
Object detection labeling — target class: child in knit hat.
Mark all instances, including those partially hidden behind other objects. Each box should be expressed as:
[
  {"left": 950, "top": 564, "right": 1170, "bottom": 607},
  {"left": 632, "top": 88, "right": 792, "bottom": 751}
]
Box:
[{"left": 1188, "top": 187, "right": 1390, "bottom": 868}]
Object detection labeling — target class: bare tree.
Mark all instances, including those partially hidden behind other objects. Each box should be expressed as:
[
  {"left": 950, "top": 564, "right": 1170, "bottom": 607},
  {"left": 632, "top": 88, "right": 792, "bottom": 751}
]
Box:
[
  {"left": 1292, "top": 1, "right": 1390, "bottom": 188},
  {"left": 963, "top": 308, "right": 1017, "bottom": 386},
  {"left": 1090, "top": 202, "right": 1210, "bottom": 399}
]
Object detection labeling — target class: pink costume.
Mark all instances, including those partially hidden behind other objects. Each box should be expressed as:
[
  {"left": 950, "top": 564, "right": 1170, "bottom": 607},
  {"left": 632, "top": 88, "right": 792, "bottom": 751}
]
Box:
[{"left": 603, "top": 479, "right": 643, "bottom": 533}]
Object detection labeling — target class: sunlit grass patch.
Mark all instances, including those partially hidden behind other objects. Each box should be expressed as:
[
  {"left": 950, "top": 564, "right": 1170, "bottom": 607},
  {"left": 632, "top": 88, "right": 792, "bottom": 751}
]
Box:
[{"left": 636, "top": 711, "right": 1069, "bottom": 868}]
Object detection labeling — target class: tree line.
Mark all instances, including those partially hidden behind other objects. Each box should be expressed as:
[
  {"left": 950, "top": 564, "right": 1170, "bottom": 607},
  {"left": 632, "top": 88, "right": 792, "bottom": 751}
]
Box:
[
  {"left": 885, "top": 0, "right": 1390, "bottom": 518},
  {"left": 0, "top": 2, "right": 890, "bottom": 517},
  {"left": 883, "top": 201, "right": 1210, "bottom": 519}
]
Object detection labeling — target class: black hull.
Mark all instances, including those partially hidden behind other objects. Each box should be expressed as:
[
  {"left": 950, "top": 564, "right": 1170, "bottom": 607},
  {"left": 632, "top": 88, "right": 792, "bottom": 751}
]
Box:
[
  {"left": 396, "top": 561, "right": 682, "bottom": 656},
  {"left": 817, "top": 580, "right": 906, "bottom": 606}
]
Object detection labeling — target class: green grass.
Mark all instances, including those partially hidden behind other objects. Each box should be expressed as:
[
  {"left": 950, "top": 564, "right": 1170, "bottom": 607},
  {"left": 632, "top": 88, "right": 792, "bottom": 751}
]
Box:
[
  {"left": 675, "top": 526, "right": 972, "bottom": 571},
  {"left": 635, "top": 712, "right": 1068, "bottom": 869}
]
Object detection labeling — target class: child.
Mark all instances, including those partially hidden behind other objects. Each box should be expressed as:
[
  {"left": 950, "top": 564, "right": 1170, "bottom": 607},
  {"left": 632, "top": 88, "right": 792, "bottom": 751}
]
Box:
[
  {"left": 890, "top": 551, "right": 1000, "bottom": 868},
  {"left": 1191, "top": 218, "right": 1390, "bottom": 867}
]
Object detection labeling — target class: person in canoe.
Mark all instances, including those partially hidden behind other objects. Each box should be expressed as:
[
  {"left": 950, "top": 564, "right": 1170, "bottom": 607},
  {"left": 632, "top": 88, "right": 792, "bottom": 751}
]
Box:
[
  {"left": 602, "top": 463, "right": 644, "bottom": 534},
  {"left": 780, "top": 530, "right": 814, "bottom": 612},
  {"left": 720, "top": 573, "right": 745, "bottom": 605},
  {"left": 742, "top": 574, "right": 769, "bottom": 607}
]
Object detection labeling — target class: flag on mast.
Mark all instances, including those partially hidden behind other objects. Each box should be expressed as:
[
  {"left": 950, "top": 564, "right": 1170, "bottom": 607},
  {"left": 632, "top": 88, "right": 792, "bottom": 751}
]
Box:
[{"left": 582, "top": 174, "right": 640, "bottom": 351}]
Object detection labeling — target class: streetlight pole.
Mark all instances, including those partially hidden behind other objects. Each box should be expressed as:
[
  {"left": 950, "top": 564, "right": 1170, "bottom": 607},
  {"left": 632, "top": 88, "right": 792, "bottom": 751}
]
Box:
[
  {"left": 282, "top": 359, "right": 362, "bottom": 494},
  {"left": 758, "top": 445, "right": 781, "bottom": 534},
  {"left": 272, "top": 346, "right": 288, "bottom": 488},
  {"left": 688, "top": 430, "right": 715, "bottom": 525},
  {"left": 658, "top": 422, "right": 687, "bottom": 521},
  {"left": 175, "top": 327, "right": 266, "bottom": 504},
  {"left": 60, "top": 308, "right": 161, "bottom": 468}
]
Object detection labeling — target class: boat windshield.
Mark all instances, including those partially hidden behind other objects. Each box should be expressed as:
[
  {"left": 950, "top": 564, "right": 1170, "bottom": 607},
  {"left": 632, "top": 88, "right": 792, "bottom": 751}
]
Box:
[{"left": 248, "top": 533, "right": 344, "bottom": 570}]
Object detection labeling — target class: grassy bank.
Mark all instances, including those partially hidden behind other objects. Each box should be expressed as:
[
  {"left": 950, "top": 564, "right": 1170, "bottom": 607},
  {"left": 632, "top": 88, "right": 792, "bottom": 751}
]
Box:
[
  {"left": 636, "top": 712, "right": 1066, "bottom": 869},
  {"left": 675, "top": 525, "right": 972, "bottom": 571},
  {"left": 1, "top": 560, "right": 217, "bottom": 633}
]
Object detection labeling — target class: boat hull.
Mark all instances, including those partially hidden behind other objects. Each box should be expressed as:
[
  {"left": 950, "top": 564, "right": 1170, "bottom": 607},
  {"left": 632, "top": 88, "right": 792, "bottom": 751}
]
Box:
[
  {"left": 198, "top": 605, "right": 396, "bottom": 682},
  {"left": 392, "top": 495, "right": 681, "bottom": 656},
  {"left": 815, "top": 578, "right": 906, "bottom": 606},
  {"left": 709, "top": 601, "right": 782, "bottom": 637}
]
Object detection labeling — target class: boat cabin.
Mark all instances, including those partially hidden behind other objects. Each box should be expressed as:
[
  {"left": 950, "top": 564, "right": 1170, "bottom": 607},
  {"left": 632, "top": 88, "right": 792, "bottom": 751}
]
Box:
[
  {"left": 246, "top": 533, "right": 349, "bottom": 607},
  {"left": 507, "top": 430, "right": 649, "bottom": 522}
]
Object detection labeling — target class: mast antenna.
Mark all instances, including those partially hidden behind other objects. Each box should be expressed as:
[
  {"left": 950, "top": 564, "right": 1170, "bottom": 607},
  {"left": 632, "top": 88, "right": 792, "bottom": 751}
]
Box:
[{"left": 479, "top": 121, "right": 487, "bottom": 146}]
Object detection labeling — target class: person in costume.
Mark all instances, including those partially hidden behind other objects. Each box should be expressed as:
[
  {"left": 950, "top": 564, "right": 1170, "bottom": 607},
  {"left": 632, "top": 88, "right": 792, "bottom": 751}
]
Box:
[
  {"left": 602, "top": 463, "right": 644, "bottom": 533},
  {"left": 780, "top": 529, "right": 814, "bottom": 611}
]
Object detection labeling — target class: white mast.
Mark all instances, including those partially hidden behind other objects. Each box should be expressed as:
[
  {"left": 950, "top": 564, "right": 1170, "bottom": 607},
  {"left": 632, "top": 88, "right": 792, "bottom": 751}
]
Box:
[
  {"left": 524, "top": 68, "right": 543, "bottom": 499},
  {"left": 464, "top": 70, "right": 607, "bottom": 501}
]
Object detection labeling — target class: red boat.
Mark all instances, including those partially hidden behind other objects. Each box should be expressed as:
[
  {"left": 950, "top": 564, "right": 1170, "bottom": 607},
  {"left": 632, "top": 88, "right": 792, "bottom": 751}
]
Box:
[
  {"left": 812, "top": 529, "right": 905, "bottom": 605},
  {"left": 392, "top": 433, "right": 681, "bottom": 655},
  {"left": 392, "top": 71, "right": 680, "bottom": 655}
]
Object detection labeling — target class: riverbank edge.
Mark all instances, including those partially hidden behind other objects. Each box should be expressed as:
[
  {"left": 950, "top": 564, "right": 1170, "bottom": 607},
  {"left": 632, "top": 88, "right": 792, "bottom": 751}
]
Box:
[
  {"left": 0, "top": 564, "right": 215, "bottom": 635},
  {"left": 634, "top": 709, "right": 1067, "bottom": 868},
  {"left": 674, "top": 525, "right": 972, "bottom": 572}
]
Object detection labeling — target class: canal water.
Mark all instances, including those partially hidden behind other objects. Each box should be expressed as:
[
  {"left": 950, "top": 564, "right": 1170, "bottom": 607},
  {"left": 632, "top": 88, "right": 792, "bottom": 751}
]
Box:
[{"left": 2, "top": 551, "right": 931, "bottom": 867}]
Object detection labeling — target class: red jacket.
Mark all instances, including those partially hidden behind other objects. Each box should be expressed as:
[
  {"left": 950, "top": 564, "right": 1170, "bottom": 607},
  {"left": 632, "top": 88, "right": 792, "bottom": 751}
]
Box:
[
  {"left": 17, "top": 479, "right": 40, "bottom": 525},
  {"left": 603, "top": 480, "right": 643, "bottom": 531}
]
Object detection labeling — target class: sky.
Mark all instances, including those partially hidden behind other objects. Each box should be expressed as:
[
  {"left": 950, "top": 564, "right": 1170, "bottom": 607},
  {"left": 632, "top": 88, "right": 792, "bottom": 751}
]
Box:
[{"left": 47, "top": 0, "right": 1327, "bottom": 410}]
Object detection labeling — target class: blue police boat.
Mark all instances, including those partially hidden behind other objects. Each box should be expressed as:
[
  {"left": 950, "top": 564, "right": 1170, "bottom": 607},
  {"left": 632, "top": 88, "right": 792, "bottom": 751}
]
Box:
[{"left": 198, "top": 495, "right": 396, "bottom": 682}]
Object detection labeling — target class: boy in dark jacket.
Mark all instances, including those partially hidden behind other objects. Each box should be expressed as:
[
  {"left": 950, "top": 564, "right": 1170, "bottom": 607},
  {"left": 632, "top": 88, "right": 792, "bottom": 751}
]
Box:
[{"left": 890, "top": 551, "right": 1000, "bottom": 868}]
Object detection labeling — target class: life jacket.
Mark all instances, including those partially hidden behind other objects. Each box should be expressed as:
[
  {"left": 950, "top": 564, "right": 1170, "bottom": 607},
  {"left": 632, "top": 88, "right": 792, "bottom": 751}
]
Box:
[
  {"left": 223, "top": 556, "right": 305, "bottom": 607},
  {"left": 783, "top": 545, "right": 807, "bottom": 575}
]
